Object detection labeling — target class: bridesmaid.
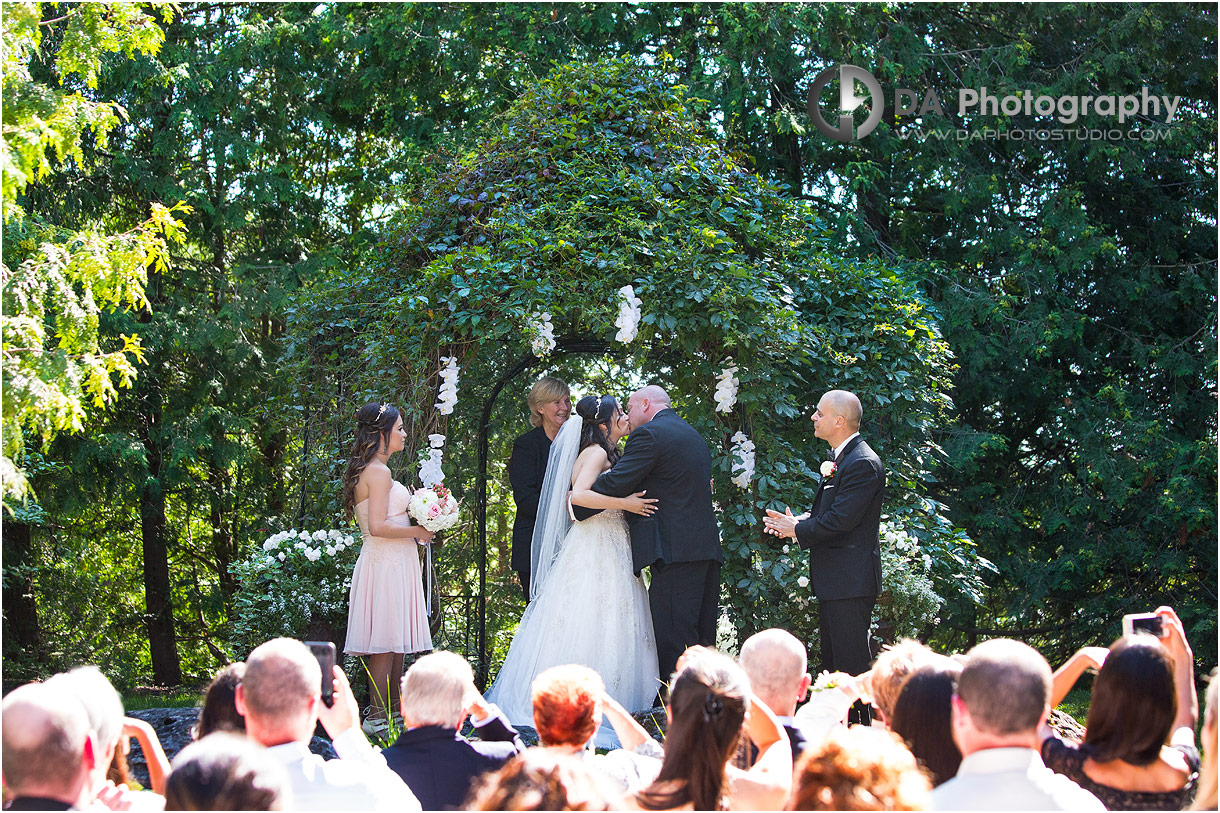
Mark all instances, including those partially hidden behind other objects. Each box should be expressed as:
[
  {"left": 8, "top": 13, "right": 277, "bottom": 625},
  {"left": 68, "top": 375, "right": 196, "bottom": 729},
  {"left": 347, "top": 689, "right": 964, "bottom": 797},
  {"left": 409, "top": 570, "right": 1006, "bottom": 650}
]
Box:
[{"left": 342, "top": 402, "right": 435, "bottom": 733}]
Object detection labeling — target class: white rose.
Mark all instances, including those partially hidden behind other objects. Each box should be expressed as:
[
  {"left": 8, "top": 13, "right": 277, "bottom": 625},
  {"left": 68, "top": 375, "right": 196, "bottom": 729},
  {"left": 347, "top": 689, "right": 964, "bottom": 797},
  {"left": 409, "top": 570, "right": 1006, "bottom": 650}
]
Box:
[
  {"left": 797, "top": 575, "right": 810, "bottom": 589},
  {"left": 277, "top": 552, "right": 286, "bottom": 561},
  {"left": 782, "top": 545, "right": 790, "bottom": 554},
  {"left": 325, "top": 546, "right": 336, "bottom": 557},
  {"left": 820, "top": 461, "right": 836, "bottom": 478},
  {"left": 298, "top": 531, "right": 311, "bottom": 541}
]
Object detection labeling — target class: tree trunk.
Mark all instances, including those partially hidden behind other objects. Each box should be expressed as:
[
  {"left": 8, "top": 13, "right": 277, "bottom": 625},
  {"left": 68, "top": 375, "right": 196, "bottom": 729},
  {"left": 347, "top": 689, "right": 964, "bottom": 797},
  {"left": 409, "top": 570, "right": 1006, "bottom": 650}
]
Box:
[
  {"left": 140, "top": 391, "right": 182, "bottom": 686},
  {"left": 2, "top": 521, "right": 42, "bottom": 652},
  {"left": 209, "top": 464, "right": 237, "bottom": 599}
]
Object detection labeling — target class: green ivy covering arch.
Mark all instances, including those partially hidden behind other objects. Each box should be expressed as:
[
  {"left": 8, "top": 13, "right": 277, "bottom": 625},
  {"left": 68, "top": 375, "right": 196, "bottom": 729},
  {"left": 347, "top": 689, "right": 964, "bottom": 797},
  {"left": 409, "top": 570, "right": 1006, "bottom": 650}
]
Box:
[{"left": 286, "top": 57, "right": 990, "bottom": 683}]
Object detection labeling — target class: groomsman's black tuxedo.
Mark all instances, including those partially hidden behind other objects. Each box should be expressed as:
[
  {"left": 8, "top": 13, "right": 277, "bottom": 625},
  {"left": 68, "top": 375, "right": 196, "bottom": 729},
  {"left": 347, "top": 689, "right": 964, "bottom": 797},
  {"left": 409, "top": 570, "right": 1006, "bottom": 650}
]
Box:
[
  {"left": 794, "top": 434, "right": 885, "bottom": 709},
  {"left": 577, "top": 408, "right": 723, "bottom": 681}
]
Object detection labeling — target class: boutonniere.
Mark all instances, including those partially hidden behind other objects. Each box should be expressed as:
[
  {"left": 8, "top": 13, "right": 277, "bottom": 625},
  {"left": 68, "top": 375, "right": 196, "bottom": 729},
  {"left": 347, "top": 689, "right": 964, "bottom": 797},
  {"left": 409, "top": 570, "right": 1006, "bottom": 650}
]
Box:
[{"left": 820, "top": 461, "right": 837, "bottom": 479}]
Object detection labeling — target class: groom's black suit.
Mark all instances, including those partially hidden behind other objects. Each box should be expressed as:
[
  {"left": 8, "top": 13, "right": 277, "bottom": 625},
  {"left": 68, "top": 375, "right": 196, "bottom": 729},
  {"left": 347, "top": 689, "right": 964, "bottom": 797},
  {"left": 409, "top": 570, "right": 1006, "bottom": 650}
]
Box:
[
  {"left": 794, "top": 434, "right": 885, "bottom": 685},
  {"left": 577, "top": 408, "right": 722, "bottom": 680}
]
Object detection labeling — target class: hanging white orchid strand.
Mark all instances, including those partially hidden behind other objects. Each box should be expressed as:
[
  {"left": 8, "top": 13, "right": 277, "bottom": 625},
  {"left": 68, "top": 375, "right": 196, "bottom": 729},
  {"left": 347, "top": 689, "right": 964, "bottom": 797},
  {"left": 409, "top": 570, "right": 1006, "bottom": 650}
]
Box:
[
  {"left": 730, "top": 431, "right": 755, "bottom": 489},
  {"left": 530, "top": 311, "right": 556, "bottom": 358},
  {"left": 614, "top": 284, "right": 643, "bottom": 343},
  {"left": 714, "top": 365, "right": 739, "bottom": 413},
  {"left": 435, "top": 355, "right": 459, "bottom": 414},
  {"left": 419, "top": 433, "right": 447, "bottom": 488}
]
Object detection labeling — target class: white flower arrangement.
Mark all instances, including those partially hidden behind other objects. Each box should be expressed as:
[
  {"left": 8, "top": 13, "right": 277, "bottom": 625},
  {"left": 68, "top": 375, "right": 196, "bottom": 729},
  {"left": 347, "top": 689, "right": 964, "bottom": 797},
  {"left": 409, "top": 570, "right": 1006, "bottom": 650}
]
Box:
[
  {"left": 529, "top": 311, "right": 556, "bottom": 358},
  {"left": 232, "top": 526, "right": 362, "bottom": 651},
  {"left": 435, "top": 355, "right": 459, "bottom": 414},
  {"left": 730, "top": 430, "right": 755, "bottom": 489},
  {"left": 408, "top": 484, "right": 461, "bottom": 533},
  {"left": 614, "top": 284, "right": 643, "bottom": 343},
  {"left": 418, "top": 433, "right": 446, "bottom": 488},
  {"left": 714, "top": 366, "right": 739, "bottom": 413}
]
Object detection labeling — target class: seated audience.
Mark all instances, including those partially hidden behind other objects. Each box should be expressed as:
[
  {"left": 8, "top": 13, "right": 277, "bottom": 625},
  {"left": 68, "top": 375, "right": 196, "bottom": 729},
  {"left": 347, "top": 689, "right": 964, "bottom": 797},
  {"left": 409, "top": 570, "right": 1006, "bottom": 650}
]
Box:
[
  {"left": 869, "top": 638, "right": 939, "bottom": 729},
  {"left": 164, "top": 732, "right": 288, "bottom": 810},
  {"left": 627, "top": 649, "right": 792, "bottom": 811},
  {"left": 1040, "top": 606, "right": 1201, "bottom": 810},
  {"left": 889, "top": 660, "right": 963, "bottom": 786},
  {"left": 786, "top": 725, "right": 932, "bottom": 810},
  {"left": 48, "top": 665, "right": 171, "bottom": 805},
  {"left": 1192, "top": 669, "right": 1218, "bottom": 811},
  {"left": 1, "top": 682, "right": 95, "bottom": 810},
  {"left": 234, "top": 636, "right": 420, "bottom": 811},
  {"left": 381, "top": 651, "right": 524, "bottom": 810},
  {"left": 194, "top": 662, "right": 247, "bottom": 739},
  {"left": 530, "top": 664, "right": 662, "bottom": 793},
  {"left": 465, "top": 748, "right": 615, "bottom": 811},
  {"left": 739, "top": 629, "right": 815, "bottom": 761},
  {"left": 932, "top": 638, "right": 1103, "bottom": 810}
]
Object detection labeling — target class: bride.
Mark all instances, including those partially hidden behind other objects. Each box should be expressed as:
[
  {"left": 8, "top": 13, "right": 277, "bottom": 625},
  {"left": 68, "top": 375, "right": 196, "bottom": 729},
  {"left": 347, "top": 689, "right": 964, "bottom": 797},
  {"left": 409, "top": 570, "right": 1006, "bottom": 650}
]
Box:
[{"left": 487, "top": 394, "right": 661, "bottom": 744}]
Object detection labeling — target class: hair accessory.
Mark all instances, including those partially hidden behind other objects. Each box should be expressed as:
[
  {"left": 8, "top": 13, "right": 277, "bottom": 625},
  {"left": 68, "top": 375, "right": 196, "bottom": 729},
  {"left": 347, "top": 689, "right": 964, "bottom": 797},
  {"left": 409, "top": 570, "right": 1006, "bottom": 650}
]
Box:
[
  {"left": 376, "top": 403, "right": 388, "bottom": 419},
  {"left": 702, "top": 692, "right": 724, "bottom": 722},
  {"left": 593, "top": 394, "right": 605, "bottom": 421}
]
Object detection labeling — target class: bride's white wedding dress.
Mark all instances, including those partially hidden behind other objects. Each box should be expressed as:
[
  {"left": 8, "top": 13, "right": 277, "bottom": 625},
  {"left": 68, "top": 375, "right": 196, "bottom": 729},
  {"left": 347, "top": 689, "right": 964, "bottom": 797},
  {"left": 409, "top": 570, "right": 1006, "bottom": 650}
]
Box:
[{"left": 487, "top": 505, "right": 659, "bottom": 747}]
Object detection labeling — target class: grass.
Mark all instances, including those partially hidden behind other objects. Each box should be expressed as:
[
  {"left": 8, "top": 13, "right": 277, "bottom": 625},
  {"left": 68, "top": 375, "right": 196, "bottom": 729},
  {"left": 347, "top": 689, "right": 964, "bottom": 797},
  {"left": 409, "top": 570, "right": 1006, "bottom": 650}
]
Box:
[
  {"left": 121, "top": 686, "right": 205, "bottom": 711},
  {"left": 1056, "top": 686, "right": 1091, "bottom": 725}
]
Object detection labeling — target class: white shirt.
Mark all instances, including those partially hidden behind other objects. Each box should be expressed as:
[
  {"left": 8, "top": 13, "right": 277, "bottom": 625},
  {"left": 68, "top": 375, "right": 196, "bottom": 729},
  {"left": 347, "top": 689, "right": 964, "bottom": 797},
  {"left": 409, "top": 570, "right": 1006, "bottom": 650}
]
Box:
[
  {"left": 266, "top": 728, "right": 421, "bottom": 811},
  {"left": 931, "top": 747, "right": 1104, "bottom": 811},
  {"left": 832, "top": 432, "right": 860, "bottom": 461}
]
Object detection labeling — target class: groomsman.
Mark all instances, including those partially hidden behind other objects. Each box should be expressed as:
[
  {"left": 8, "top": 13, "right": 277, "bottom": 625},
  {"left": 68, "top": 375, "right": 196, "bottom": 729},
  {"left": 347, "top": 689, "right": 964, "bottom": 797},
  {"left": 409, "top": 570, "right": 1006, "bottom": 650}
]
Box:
[{"left": 763, "top": 390, "right": 884, "bottom": 723}]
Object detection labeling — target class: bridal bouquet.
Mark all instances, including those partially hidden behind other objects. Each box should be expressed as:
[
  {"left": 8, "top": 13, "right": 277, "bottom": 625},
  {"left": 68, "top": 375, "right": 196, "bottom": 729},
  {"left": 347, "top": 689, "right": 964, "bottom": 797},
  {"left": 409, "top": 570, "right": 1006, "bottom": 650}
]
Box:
[{"left": 408, "top": 484, "right": 461, "bottom": 534}]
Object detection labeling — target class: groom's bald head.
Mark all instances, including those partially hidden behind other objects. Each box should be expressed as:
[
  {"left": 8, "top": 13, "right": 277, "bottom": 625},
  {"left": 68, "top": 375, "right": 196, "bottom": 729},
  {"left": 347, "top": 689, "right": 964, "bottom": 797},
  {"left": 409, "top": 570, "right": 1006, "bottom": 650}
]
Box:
[{"left": 628, "top": 385, "right": 670, "bottom": 426}]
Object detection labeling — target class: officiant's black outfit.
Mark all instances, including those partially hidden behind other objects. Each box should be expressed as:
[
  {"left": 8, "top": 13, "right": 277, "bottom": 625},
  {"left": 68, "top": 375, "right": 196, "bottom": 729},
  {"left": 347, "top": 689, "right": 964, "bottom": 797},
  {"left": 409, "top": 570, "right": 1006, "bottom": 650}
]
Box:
[
  {"left": 794, "top": 433, "right": 885, "bottom": 721},
  {"left": 508, "top": 426, "right": 552, "bottom": 601},
  {"left": 582, "top": 408, "right": 722, "bottom": 681}
]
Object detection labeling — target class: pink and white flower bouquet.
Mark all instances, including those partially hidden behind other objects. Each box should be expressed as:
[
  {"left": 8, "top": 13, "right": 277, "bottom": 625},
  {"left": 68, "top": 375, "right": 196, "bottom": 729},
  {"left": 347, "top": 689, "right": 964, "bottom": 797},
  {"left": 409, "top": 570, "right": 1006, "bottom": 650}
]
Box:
[{"left": 408, "top": 484, "right": 461, "bottom": 534}]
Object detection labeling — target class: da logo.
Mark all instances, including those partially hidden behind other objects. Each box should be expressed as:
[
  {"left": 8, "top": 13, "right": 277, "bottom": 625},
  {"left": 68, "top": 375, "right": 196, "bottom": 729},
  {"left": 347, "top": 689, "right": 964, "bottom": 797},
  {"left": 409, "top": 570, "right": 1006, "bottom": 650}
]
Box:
[{"left": 808, "top": 64, "right": 884, "bottom": 142}]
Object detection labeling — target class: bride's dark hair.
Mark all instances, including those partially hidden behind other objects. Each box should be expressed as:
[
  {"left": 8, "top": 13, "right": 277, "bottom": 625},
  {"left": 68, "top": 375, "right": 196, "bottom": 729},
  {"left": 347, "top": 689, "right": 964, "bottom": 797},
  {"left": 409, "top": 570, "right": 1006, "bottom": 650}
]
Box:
[
  {"left": 342, "top": 402, "right": 400, "bottom": 518},
  {"left": 574, "top": 394, "right": 621, "bottom": 466}
]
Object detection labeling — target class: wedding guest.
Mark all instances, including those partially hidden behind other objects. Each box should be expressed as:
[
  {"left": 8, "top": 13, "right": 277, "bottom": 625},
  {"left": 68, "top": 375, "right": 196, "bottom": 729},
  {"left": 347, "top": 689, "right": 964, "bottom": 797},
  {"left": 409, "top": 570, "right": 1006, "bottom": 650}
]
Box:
[
  {"left": 381, "top": 651, "right": 524, "bottom": 810},
  {"left": 234, "top": 637, "right": 421, "bottom": 810},
  {"left": 342, "top": 402, "right": 435, "bottom": 733},
  {"left": 465, "top": 748, "right": 614, "bottom": 811},
  {"left": 869, "top": 638, "right": 939, "bottom": 729},
  {"left": 530, "top": 664, "right": 663, "bottom": 793},
  {"left": 1191, "top": 669, "right": 1218, "bottom": 811},
  {"left": 508, "top": 376, "right": 571, "bottom": 601},
  {"left": 739, "top": 629, "right": 815, "bottom": 761},
  {"left": 888, "top": 660, "right": 963, "bottom": 786},
  {"left": 932, "top": 638, "right": 1103, "bottom": 810},
  {"left": 627, "top": 650, "right": 792, "bottom": 811},
  {"left": 47, "top": 665, "right": 171, "bottom": 803},
  {"left": 164, "top": 733, "right": 288, "bottom": 811},
  {"left": 1, "top": 682, "right": 94, "bottom": 810},
  {"left": 1039, "top": 606, "right": 1201, "bottom": 810},
  {"left": 787, "top": 726, "right": 932, "bottom": 811},
  {"left": 193, "top": 662, "right": 247, "bottom": 739}
]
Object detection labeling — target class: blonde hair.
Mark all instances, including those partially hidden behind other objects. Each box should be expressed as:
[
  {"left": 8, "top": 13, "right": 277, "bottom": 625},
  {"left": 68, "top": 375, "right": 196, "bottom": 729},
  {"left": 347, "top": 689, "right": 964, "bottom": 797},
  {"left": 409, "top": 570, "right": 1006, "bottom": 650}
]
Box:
[
  {"left": 527, "top": 377, "right": 570, "bottom": 427},
  {"left": 870, "top": 639, "right": 937, "bottom": 723},
  {"left": 399, "top": 651, "right": 477, "bottom": 728},
  {"left": 787, "top": 726, "right": 931, "bottom": 810}
]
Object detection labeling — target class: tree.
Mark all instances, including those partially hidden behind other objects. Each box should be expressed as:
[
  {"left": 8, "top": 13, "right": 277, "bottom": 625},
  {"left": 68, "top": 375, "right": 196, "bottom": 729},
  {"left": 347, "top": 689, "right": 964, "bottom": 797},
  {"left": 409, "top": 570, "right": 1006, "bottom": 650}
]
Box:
[{"left": 2, "top": 2, "right": 187, "bottom": 504}]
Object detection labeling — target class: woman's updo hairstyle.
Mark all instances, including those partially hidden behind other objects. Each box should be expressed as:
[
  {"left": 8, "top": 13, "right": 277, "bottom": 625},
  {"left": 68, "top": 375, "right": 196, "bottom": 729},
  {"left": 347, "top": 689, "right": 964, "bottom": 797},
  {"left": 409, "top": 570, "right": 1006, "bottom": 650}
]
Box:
[
  {"left": 342, "top": 402, "right": 400, "bottom": 517},
  {"left": 574, "top": 394, "right": 620, "bottom": 465}
]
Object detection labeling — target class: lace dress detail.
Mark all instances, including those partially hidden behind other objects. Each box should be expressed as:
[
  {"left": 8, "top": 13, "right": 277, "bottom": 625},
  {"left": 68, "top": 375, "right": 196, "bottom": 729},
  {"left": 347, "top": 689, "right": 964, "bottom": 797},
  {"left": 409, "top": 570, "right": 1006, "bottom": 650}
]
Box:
[
  {"left": 344, "top": 481, "right": 432, "bottom": 655},
  {"left": 1041, "top": 737, "right": 1200, "bottom": 811},
  {"left": 487, "top": 508, "right": 659, "bottom": 748}
]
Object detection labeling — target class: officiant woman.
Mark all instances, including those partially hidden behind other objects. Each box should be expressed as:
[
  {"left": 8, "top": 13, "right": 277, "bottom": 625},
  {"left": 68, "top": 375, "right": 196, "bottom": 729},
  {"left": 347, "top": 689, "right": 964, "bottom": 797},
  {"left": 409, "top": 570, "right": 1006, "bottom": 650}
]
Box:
[{"left": 508, "top": 377, "right": 571, "bottom": 601}]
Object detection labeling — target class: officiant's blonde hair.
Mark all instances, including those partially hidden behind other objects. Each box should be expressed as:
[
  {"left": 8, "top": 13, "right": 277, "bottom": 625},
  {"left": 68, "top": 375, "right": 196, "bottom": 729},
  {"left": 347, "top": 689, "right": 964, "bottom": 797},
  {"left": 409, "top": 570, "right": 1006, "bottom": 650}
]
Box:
[{"left": 527, "top": 377, "right": 571, "bottom": 427}]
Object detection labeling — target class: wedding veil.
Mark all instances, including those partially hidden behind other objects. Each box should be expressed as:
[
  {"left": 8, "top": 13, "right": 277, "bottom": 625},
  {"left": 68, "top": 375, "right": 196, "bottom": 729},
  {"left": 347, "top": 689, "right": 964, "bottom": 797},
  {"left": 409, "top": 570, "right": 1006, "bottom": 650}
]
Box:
[{"left": 528, "top": 414, "right": 582, "bottom": 600}]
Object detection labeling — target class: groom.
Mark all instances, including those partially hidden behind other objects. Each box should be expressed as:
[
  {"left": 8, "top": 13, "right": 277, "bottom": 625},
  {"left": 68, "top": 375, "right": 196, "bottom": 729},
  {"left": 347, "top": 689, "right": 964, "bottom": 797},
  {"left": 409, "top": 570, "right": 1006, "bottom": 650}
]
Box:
[{"left": 579, "top": 385, "right": 722, "bottom": 682}]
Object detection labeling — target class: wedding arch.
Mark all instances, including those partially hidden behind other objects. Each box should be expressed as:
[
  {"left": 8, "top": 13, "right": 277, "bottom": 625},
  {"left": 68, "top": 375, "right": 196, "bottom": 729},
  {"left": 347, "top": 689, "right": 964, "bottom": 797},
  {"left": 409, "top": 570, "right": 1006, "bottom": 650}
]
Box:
[{"left": 286, "top": 57, "right": 987, "bottom": 685}]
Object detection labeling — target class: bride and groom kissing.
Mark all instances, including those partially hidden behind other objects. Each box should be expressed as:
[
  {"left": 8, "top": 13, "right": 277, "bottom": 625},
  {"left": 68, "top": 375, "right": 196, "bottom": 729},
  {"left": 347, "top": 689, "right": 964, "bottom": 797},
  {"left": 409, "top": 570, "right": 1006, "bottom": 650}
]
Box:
[{"left": 487, "top": 385, "right": 722, "bottom": 737}]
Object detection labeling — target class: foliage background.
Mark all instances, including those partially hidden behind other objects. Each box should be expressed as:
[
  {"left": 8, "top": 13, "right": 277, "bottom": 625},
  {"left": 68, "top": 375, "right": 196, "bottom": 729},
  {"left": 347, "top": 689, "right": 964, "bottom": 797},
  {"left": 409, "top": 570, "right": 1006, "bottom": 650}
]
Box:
[{"left": 3, "top": 3, "right": 1214, "bottom": 694}]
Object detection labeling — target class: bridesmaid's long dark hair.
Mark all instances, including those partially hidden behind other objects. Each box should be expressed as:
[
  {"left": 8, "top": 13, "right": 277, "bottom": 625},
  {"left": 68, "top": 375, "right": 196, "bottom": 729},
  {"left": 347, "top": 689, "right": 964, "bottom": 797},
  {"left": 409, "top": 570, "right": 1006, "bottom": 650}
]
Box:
[
  {"left": 574, "top": 394, "right": 621, "bottom": 465},
  {"left": 342, "top": 402, "right": 400, "bottom": 518}
]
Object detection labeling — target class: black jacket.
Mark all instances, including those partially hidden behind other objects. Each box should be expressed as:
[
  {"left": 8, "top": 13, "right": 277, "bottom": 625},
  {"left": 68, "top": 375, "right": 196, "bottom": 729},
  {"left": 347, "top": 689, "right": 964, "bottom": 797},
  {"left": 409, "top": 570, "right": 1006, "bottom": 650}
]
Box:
[
  {"left": 591, "top": 409, "right": 722, "bottom": 573},
  {"left": 382, "top": 715, "right": 525, "bottom": 811},
  {"left": 794, "top": 435, "right": 885, "bottom": 601},
  {"left": 507, "top": 426, "right": 551, "bottom": 573}
]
